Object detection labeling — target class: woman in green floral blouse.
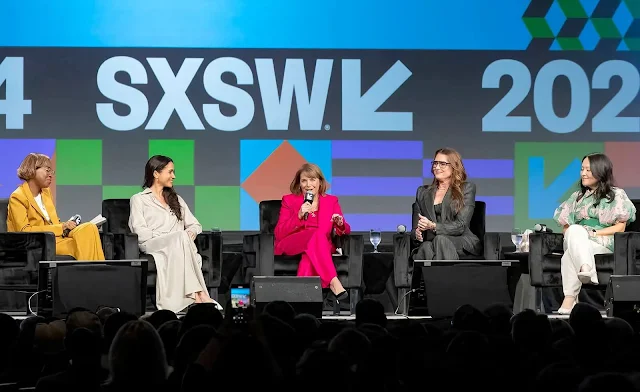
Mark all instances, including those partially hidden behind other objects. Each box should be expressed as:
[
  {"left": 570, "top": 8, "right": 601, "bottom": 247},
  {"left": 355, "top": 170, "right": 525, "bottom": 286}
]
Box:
[{"left": 553, "top": 153, "right": 636, "bottom": 314}]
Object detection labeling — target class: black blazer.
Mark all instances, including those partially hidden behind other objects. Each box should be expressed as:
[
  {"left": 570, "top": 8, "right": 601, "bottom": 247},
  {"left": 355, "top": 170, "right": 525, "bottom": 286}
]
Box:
[{"left": 411, "top": 182, "right": 482, "bottom": 255}]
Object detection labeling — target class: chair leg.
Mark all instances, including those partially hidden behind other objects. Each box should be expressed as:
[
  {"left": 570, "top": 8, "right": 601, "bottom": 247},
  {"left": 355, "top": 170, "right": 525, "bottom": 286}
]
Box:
[
  {"left": 397, "top": 288, "right": 409, "bottom": 316},
  {"left": 349, "top": 288, "right": 360, "bottom": 315},
  {"left": 535, "top": 287, "right": 544, "bottom": 314}
]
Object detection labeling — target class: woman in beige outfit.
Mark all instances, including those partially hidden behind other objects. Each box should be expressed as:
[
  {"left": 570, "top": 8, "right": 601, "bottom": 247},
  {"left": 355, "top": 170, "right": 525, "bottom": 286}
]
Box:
[{"left": 129, "top": 155, "right": 222, "bottom": 313}]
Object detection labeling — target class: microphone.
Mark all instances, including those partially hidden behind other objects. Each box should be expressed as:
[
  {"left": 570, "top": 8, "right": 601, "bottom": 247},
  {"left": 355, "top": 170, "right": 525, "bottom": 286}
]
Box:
[
  {"left": 397, "top": 224, "right": 407, "bottom": 233},
  {"left": 534, "top": 223, "right": 553, "bottom": 233},
  {"left": 303, "top": 191, "right": 314, "bottom": 220},
  {"left": 63, "top": 214, "right": 81, "bottom": 238}
]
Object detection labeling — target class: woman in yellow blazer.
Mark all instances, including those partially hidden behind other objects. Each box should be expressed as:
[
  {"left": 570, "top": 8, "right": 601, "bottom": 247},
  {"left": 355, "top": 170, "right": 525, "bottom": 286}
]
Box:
[{"left": 6, "top": 153, "right": 105, "bottom": 260}]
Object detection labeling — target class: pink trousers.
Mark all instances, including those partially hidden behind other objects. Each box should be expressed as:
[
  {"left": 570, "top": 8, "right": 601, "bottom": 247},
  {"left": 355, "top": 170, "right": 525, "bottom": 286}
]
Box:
[{"left": 276, "top": 228, "right": 337, "bottom": 288}]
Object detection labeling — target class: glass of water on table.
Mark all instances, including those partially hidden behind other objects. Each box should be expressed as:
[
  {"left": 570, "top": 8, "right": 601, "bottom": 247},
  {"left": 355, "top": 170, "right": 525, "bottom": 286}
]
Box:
[
  {"left": 370, "top": 229, "right": 381, "bottom": 253},
  {"left": 511, "top": 228, "right": 523, "bottom": 252}
]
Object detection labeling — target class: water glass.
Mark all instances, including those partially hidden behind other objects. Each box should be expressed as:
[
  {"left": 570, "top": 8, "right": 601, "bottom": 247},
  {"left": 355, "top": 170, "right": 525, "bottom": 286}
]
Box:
[
  {"left": 511, "top": 228, "right": 523, "bottom": 252},
  {"left": 370, "top": 229, "right": 381, "bottom": 253}
]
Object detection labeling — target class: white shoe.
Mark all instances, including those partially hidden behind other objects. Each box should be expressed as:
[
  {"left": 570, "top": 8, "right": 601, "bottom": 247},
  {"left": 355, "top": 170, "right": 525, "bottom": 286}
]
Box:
[
  {"left": 558, "top": 302, "right": 576, "bottom": 315},
  {"left": 578, "top": 269, "right": 598, "bottom": 285}
]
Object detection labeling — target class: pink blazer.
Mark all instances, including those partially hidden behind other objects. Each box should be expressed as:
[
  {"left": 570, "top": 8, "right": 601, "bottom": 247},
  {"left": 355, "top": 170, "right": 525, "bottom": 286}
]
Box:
[{"left": 274, "top": 193, "right": 351, "bottom": 254}]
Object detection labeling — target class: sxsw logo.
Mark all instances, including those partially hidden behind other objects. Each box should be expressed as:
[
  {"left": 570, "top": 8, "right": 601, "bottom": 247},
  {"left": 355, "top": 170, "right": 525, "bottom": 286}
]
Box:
[
  {"left": 514, "top": 142, "right": 602, "bottom": 231},
  {"left": 96, "top": 56, "right": 413, "bottom": 132}
]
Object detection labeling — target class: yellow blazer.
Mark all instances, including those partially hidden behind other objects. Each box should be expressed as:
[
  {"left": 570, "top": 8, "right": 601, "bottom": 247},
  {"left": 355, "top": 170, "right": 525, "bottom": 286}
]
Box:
[{"left": 6, "top": 182, "right": 64, "bottom": 237}]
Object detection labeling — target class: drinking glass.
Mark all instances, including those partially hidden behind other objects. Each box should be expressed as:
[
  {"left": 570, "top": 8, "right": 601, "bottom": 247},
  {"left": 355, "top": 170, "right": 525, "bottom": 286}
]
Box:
[
  {"left": 370, "top": 229, "right": 382, "bottom": 253},
  {"left": 511, "top": 228, "right": 523, "bottom": 252}
]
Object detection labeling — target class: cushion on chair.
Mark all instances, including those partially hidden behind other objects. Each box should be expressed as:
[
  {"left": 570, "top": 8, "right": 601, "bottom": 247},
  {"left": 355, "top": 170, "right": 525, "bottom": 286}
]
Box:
[
  {"left": 259, "top": 200, "right": 282, "bottom": 234},
  {"left": 102, "top": 199, "right": 133, "bottom": 234}
]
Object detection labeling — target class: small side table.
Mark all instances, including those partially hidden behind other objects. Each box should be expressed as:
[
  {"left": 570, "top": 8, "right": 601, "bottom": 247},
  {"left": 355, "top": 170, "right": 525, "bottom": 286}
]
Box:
[{"left": 503, "top": 251, "right": 536, "bottom": 313}]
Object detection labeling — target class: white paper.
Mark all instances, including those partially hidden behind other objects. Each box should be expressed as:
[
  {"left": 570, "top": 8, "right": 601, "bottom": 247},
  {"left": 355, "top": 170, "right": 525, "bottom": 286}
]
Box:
[{"left": 90, "top": 214, "right": 107, "bottom": 227}]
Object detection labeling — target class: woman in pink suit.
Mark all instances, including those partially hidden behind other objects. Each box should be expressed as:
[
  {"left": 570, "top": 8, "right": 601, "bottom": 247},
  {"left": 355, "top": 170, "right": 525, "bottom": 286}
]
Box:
[{"left": 274, "top": 163, "right": 350, "bottom": 305}]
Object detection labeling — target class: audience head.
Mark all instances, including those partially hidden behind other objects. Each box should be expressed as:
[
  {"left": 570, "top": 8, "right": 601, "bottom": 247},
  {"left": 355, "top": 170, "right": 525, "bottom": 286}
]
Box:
[
  {"left": 452, "top": 304, "right": 489, "bottom": 333},
  {"left": 263, "top": 300, "right": 296, "bottom": 326},
  {"left": 147, "top": 309, "right": 178, "bottom": 330},
  {"left": 579, "top": 373, "right": 636, "bottom": 392},
  {"left": 483, "top": 303, "right": 513, "bottom": 336},
  {"left": 289, "top": 162, "right": 328, "bottom": 196},
  {"left": 174, "top": 325, "right": 218, "bottom": 372},
  {"left": 535, "top": 362, "right": 585, "bottom": 392},
  {"left": 569, "top": 303, "right": 605, "bottom": 339},
  {"left": 579, "top": 153, "right": 615, "bottom": 200},
  {"left": 511, "top": 313, "right": 552, "bottom": 352},
  {"left": 157, "top": 320, "right": 181, "bottom": 367},
  {"left": 103, "top": 311, "right": 138, "bottom": 354},
  {"left": 355, "top": 298, "right": 387, "bottom": 328},
  {"left": 17, "top": 153, "right": 54, "bottom": 189},
  {"left": 179, "top": 303, "right": 223, "bottom": 337},
  {"left": 108, "top": 320, "right": 168, "bottom": 387},
  {"left": 430, "top": 148, "right": 467, "bottom": 212},
  {"left": 143, "top": 155, "right": 182, "bottom": 220}
]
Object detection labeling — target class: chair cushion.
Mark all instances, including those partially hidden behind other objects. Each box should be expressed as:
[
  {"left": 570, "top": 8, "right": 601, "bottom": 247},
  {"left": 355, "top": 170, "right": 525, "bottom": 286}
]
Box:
[
  {"left": 274, "top": 254, "right": 350, "bottom": 274},
  {"left": 102, "top": 199, "right": 133, "bottom": 234}
]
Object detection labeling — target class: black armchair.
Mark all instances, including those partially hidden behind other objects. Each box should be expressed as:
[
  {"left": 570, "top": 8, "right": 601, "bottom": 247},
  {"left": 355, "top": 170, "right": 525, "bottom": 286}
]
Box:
[
  {"left": 529, "top": 199, "right": 640, "bottom": 313},
  {"left": 0, "top": 198, "right": 114, "bottom": 312},
  {"left": 242, "top": 200, "right": 364, "bottom": 314},
  {"left": 101, "top": 199, "right": 223, "bottom": 305},
  {"left": 393, "top": 201, "right": 510, "bottom": 314}
]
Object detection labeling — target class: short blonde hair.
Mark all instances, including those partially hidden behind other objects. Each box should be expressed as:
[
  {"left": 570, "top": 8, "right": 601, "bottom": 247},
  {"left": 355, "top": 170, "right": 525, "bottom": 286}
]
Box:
[
  {"left": 17, "top": 153, "right": 51, "bottom": 181},
  {"left": 289, "top": 163, "right": 328, "bottom": 195}
]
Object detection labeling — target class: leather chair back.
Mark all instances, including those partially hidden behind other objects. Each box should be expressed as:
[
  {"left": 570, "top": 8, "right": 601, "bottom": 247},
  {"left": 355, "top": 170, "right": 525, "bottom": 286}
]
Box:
[
  {"left": 259, "top": 200, "right": 283, "bottom": 234},
  {"left": 102, "top": 199, "right": 133, "bottom": 234},
  {"left": 0, "top": 199, "right": 8, "bottom": 233},
  {"left": 627, "top": 200, "right": 640, "bottom": 232}
]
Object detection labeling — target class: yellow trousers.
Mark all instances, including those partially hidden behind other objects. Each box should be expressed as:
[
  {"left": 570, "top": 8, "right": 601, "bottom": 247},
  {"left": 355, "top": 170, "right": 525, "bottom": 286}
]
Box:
[{"left": 56, "top": 222, "right": 105, "bottom": 261}]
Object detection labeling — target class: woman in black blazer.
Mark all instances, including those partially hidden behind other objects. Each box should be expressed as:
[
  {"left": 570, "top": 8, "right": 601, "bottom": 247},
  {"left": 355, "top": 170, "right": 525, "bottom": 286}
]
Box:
[{"left": 412, "top": 148, "right": 481, "bottom": 260}]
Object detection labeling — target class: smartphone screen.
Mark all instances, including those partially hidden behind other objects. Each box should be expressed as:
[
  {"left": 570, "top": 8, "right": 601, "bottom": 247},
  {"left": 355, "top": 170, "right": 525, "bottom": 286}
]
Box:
[{"left": 230, "top": 286, "right": 250, "bottom": 308}]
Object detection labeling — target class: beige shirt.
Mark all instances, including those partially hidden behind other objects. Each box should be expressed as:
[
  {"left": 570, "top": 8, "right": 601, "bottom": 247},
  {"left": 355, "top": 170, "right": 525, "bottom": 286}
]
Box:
[{"left": 128, "top": 188, "right": 202, "bottom": 246}]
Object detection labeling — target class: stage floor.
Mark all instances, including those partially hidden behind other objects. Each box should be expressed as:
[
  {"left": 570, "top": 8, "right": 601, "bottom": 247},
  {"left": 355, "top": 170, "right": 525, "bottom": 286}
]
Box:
[{"left": 2, "top": 310, "right": 584, "bottom": 322}]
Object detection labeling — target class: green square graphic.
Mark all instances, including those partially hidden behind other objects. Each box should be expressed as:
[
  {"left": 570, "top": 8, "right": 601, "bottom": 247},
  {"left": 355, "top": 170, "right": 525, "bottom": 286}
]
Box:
[
  {"left": 557, "top": 0, "right": 587, "bottom": 19},
  {"left": 55, "top": 140, "right": 102, "bottom": 185},
  {"left": 195, "top": 186, "right": 240, "bottom": 230},
  {"left": 148, "top": 140, "right": 195, "bottom": 186},
  {"left": 591, "top": 18, "right": 621, "bottom": 39},
  {"left": 557, "top": 37, "right": 584, "bottom": 50},
  {"left": 514, "top": 142, "right": 603, "bottom": 232},
  {"left": 102, "top": 186, "right": 141, "bottom": 201},
  {"left": 523, "top": 18, "right": 554, "bottom": 38}
]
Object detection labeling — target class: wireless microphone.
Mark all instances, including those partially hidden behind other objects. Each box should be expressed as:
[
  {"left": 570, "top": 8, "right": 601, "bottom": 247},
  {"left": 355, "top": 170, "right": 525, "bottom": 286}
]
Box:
[
  {"left": 397, "top": 224, "right": 407, "bottom": 233},
  {"left": 534, "top": 223, "right": 553, "bottom": 233},
  {"left": 303, "top": 191, "right": 314, "bottom": 220},
  {"left": 63, "top": 214, "right": 81, "bottom": 237}
]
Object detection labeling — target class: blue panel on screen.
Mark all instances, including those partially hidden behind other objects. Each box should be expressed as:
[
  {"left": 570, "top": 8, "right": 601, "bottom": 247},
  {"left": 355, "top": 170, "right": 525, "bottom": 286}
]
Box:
[
  {"left": 288, "top": 140, "right": 332, "bottom": 188},
  {"left": 332, "top": 177, "right": 423, "bottom": 197},
  {"left": 423, "top": 159, "right": 514, "bottom": 179},
  {"left": 332, "top": 141, "right": 423, "bottom": 160},
  {"left": 239, "top": 140, "right": 283, "bottom": 183},
  {"left": 476, "top": 196, "right": 514, "bottom": 215},
  {"left": 0, "top": 139, "right": 55, "bottom": 198},
  {"left": 1, "top": 0, "right": 531, "bottom": 50},
  {"left": 345, "top": 214, "right": 412, "bottom": 232},
  {"left": 240, "top": 188, "right": 259, "bottom": 230}
]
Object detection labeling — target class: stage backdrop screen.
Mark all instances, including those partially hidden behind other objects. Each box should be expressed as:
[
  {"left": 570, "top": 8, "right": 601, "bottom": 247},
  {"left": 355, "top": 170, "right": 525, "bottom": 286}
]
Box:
[{"left": 1, "top": 0, "right": 639, "bottom": 233}]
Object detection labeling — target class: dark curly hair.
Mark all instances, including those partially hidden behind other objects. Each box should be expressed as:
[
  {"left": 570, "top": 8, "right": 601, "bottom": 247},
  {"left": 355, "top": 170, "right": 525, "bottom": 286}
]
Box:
[{"left": 143, "top": 155, "right": 182, "bottom": 221}]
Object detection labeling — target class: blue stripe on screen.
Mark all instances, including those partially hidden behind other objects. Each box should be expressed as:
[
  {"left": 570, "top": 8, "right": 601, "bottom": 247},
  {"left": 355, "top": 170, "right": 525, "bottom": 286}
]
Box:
[
  {"left": 331, "top": 177, "right": 423, "bottom": 197},
  {"left": 332, "top": 141, "right": 423, "bottom": 160},
  {"left": 423, "top": 159, "right": 514, "bottom": 178},
  {"left": 476, "top": 196, "right": 513, "bottom": 215},
  {"left": 344, "top": 214, "right": 412, "bottom": 232},
  {"left": 0, "top": 0, "right": 531, "bottom": 49}
]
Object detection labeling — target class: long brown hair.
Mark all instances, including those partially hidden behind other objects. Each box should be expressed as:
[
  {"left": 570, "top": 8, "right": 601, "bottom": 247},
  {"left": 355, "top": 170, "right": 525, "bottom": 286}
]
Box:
[
  {"left": 430, "top": 148, "right": 467, "bottom": 213},
  {"left": 289, "top": 163, "right": 329, "bottom": 195},
  {"left": 143, "top": 155, "right": 182, "bottom": 221}
]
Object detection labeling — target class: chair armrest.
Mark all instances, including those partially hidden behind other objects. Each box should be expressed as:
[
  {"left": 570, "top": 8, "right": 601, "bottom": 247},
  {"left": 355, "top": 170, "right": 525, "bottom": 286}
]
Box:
[
  {"left": 484, "top": 232, "right": 516, "bottom": 260},
  {"left": 613, "top": 231, "right": 640, "bottom": 275},
  {"left": 335, "top": 234, "right": 364, "bottom": 289},
  {"left": 242, "top": 233, "right": 275, "bottom": 277},
  {"left": 195, "top": 231, "right": 222, "bottom": 289},
  {"left": 106, "top": 232, "right": 140, "bottom": 260},
  {"left": 0, "top": 232, "right": 56, "bottom": 272},
  {"left": 529, "top": 232, "right": 564, "bottom": 286},
  {"left": 393, "top": 232, "right": 412, "bottom": 288},
  {"left": 100, "top": 233, "right": 115, "bottom": 260}
]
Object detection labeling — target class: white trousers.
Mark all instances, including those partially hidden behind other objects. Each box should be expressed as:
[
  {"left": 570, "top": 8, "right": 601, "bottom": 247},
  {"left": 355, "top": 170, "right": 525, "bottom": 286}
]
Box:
[{"left": 561, "top": 225, "right": 612, "bottom": 297}]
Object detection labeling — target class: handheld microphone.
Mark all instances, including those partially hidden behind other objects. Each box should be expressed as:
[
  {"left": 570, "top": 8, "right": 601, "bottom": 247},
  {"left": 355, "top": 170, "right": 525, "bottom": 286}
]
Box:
[
  {"left": 534, "top": 223, "right": 553, "bottom": 233},
  {"left": 303, "top": 191, "right": 314, "bottom": 220},
  {"left": 63, "top": 214, "right": 81, "bottom": 237},
  {"left": 397, "top": 224, "right": 407, "bottom": 233}
]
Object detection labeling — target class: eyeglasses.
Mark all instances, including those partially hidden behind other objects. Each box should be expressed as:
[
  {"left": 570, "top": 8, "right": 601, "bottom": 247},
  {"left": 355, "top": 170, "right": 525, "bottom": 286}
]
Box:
[
  {"left": 37, "top": 167, "right": 55, "bottom": 175},
  {"left": 431, "top": 161, "right": 451, "bottom": 168}
]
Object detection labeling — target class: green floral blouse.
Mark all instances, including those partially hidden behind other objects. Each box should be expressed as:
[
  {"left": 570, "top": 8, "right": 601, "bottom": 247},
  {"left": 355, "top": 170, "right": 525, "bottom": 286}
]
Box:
[{"left": 553, "top": 187, "right": 636, "bottom": 251}]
